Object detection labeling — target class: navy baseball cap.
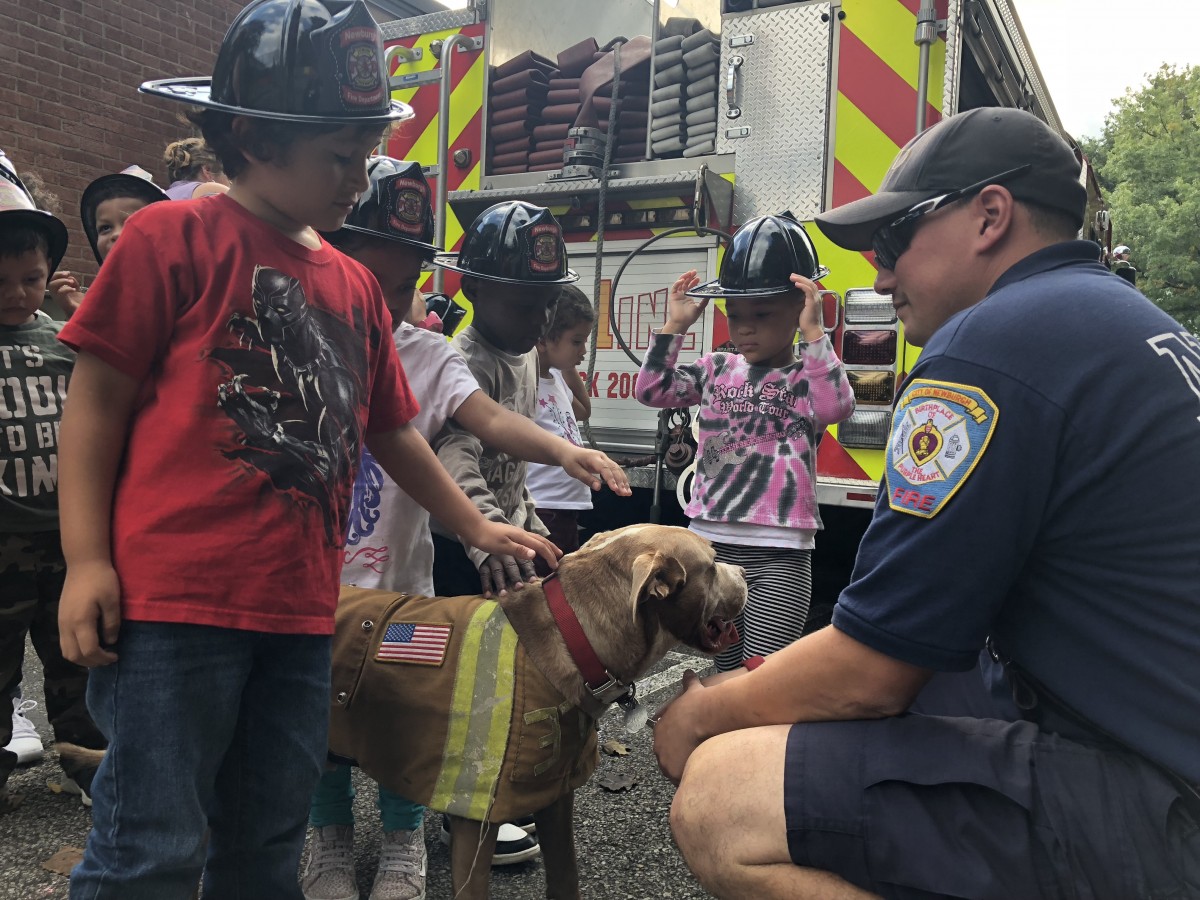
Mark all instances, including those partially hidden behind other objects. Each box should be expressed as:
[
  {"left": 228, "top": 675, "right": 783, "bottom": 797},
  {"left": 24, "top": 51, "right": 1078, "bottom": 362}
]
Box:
[{"left": 815, "top": 107, "right": 1087, "bottom": 251}]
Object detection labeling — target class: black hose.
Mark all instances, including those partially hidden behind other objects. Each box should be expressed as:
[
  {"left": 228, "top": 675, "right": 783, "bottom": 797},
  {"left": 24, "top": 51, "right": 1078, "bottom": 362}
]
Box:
[{"left": 606, "top": 224, "right": 733, "bottom": 366}]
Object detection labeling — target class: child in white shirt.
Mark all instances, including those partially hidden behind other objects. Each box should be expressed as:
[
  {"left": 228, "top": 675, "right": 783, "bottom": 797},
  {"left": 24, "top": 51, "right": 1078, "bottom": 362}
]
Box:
[{"left": 527, "top": 285, "right": 597, "bottom": 570}]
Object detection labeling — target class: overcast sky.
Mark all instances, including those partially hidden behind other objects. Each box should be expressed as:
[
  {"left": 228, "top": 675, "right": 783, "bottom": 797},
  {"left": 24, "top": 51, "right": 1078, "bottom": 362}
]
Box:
[
  {"left": 435, "top": 0, "right": 1198, "bottom": 139},
  {"left": 1017, "top": 0, "right": 1200, "bottom": 139}
]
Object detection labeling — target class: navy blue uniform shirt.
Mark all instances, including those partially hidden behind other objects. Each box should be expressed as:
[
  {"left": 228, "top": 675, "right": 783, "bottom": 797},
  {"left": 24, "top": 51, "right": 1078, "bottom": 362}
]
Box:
[{"left": 834, "top": 241, "right": 1200, "bottom": 783}]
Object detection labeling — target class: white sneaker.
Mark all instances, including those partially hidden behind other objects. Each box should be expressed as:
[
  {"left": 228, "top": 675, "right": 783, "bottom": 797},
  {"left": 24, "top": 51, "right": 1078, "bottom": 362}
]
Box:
[
  {"left": 6, "top": 698, "right": 44, "bottom": 765},
  {"left": 438, "top": 817, "right": 541, "bottom": 866},
  {"left": 301, "top": 824, "right": 358, "bottom": 900},
  {"left": 370, "top": 824, "right": 426, "bottom": 900}
]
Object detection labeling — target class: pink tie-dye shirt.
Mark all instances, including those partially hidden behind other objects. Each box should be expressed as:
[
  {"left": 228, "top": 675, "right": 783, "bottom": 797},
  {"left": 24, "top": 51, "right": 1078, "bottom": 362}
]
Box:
[{"left": 636, "top": 333, "right": 854, "bottom": 531}]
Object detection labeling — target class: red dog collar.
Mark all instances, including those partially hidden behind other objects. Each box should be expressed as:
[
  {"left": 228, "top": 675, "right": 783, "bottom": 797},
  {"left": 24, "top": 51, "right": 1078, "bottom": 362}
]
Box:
[{"left": 542, "top": 573, "right": 626, "bottom": 704}]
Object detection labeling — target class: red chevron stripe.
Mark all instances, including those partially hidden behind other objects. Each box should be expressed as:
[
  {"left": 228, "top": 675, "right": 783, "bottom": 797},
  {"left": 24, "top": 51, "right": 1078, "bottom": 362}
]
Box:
[
  {"left": 817, "top": 431, "right": 871, "bottom": 480},
  {"left": 896, "top": 0, "right": 950, "bottom": 18},
  {"left": 832, "top": 159, "right": 872, "bottom": 208},
  {"left": 831, "top": 161, "right": 883, "bottom": 270},
  {"left": 839, "top": 27, "right": 939, "bottom": 149}
]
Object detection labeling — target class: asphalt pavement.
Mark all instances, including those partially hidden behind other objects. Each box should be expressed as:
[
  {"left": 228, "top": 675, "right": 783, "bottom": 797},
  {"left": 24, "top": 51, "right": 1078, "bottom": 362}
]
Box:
[{"left": 0, "top": 643, "right": 717, "bottom": 900}]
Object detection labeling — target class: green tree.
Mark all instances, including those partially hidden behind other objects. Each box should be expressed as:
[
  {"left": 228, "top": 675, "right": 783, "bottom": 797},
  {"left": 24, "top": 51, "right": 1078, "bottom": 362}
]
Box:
[{"left": 1081, "top": 64, "right": 1200, "bottom": 332}]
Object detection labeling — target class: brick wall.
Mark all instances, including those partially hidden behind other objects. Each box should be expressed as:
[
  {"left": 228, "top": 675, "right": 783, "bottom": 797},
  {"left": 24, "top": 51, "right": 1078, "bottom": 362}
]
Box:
[{"left": 0, "top": 0, "right": 245, "bottom": 281}]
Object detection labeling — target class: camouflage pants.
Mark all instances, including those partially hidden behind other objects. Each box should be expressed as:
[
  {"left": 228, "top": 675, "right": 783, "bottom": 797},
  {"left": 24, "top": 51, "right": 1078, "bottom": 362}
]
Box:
[{"left": 0, "top": 530, "right": 106, "bottom": 789}]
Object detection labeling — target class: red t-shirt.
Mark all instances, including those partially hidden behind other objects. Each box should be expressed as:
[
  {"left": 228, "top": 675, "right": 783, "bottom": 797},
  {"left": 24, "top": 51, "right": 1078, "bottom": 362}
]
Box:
[{"left": 59, "top": 195, "right": 416, "bottom": 634}]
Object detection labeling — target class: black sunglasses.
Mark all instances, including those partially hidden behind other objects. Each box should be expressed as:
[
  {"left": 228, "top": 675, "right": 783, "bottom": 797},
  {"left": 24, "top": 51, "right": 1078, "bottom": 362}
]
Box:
[{"left": 870, "top": 164, "right": 1032, "bottom": 271}]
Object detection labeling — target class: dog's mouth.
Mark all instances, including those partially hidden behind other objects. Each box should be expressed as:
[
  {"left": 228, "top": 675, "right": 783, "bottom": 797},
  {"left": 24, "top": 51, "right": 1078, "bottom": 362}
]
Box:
[{"left": 700, "top": 616, "right": 739, "bottom": 653}]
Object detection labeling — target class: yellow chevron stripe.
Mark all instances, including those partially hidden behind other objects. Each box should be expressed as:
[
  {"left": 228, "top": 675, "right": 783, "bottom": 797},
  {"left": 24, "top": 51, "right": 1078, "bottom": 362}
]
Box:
[
  {"left": 808, "top": 225, "right": 879, "bottom": 290},
  {"left": 388, "top": 27, "right": 485, "bottom": 170},
  {"left": 442, "top": 158, "right": 481, "bottom": 251},
  {"left": 842, "top": 0, "right": 944, "bottom": 112},
  {"left": 834, "top": 94, "right": 901, "bottom": 192}
]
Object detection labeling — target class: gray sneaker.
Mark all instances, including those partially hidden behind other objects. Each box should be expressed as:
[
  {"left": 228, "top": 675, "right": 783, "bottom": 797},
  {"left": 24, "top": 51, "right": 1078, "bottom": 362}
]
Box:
[
  {"left": 370, "top": 824, "right": 426, "bottom": 900},
  {"left": 301, "top": 825, "right": 358, "bottom": 900}
]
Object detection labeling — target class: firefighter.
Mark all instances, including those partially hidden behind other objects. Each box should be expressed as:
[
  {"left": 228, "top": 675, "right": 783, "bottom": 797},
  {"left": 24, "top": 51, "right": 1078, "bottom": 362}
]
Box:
[
  {"left": 654, "top": 107, "right": 1200, "bottom": 899},
  {"left": 1111, "top": 243, "right": 1138, "bottom": 285}
]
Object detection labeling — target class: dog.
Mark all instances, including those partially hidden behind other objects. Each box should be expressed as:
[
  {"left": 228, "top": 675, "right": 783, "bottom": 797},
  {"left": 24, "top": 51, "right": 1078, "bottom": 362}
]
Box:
[{"left": 327, "top": 523, "right": 747, "bottom": 899}]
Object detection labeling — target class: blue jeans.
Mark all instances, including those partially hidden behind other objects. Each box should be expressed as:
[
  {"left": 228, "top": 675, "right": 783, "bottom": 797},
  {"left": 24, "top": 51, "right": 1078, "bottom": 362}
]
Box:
[{"left": 69, "top": 621, "right": 332, "bottom": 900}]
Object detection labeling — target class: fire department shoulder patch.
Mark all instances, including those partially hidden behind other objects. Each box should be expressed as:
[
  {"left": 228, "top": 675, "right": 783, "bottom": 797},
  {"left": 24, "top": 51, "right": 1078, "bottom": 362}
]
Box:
[{"left": 885, "top": 378, "right": 998, "bottom": 518}]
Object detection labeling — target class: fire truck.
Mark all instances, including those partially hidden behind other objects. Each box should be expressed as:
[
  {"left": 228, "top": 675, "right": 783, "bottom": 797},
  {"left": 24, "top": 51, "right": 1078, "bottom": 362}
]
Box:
[{"left": 379, "top": 0, "right": 1109, "bottom": 604}]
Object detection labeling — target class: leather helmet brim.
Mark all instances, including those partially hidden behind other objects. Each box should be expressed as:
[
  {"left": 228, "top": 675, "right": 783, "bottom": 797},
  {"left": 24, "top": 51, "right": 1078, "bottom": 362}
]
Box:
[
  {"left": 0, "top": 210, "right": 68, "bottom": 271},
  {"left": 686, "top": 265, "right": 831, "bottom": 299},
  {"left": 139, "top": 78, "right": 415, "bottom": 127},
  {"left": 430, "top": 253, "right": 580, "bottom": 286}
]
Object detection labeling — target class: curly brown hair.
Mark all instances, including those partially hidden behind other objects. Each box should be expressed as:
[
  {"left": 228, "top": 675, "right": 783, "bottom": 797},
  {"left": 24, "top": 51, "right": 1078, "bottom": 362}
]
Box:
[{"left": 163, "top": 137, "right": 224, "bottom": 183}]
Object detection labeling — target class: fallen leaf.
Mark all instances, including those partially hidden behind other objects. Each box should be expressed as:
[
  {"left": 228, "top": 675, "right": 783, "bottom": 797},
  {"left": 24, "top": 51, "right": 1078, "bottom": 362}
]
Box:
[
  {"left": 601, "top": 739, "right": 630, "bottom": 757},
  {"left": 597, "top": 772, "right": 639, "bottom": 792},
  {"left": 42, "top": 847, "right": 84, "bottom": 877}
]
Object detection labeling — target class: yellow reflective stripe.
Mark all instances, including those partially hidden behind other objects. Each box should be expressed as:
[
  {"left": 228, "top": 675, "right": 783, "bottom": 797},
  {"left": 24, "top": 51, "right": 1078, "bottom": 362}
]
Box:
[
  {"left": 428, "top": 602, "right": 486, "bottom": 811},
  {"left": 469, "top": 621, "right": 519, "bottom": 820},
  {"left": 429, "top": 602, "right": 516, "bottom": 815},
  {"left": 442, "top": 158, "right": 482, "bottom": 250},
  {"left": 808, "top": 227, "right": 878, "bottom": 290},
  {"left": 834, "top": 94, "right": 900, "bottom": 193},
  {"left": 847, "top": 443, "right": 884, "bottom": 480}
]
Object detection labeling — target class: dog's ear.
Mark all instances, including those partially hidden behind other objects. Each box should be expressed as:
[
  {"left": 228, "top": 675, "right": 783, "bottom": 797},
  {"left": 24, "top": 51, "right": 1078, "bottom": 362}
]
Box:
[{"left": 629, "top": 551, "right": 687, "bottom": 620}]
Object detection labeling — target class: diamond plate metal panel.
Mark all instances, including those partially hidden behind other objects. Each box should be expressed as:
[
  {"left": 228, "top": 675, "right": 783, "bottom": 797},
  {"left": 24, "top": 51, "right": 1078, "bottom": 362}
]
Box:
[
  {"left": 943, "top": 0, "right": 963, "bottom": 116},
  {"left": 380, "top": 8, "right": 480, "bottom": 40},
  {"left": 717, "top": 4, "right": 833, "bottom": 223}
]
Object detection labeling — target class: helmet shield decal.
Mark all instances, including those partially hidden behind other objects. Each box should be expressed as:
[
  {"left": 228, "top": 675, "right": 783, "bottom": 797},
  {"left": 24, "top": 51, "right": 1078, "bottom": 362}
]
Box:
[
  {"left": 525, "top": 221, "right": 566, "bottom": 277},
  {"left": 384, "top": 174, "right": 431, "bottom": 240},
  {"left": 326, "top": 7, "right": 387, "bottom": 112}
]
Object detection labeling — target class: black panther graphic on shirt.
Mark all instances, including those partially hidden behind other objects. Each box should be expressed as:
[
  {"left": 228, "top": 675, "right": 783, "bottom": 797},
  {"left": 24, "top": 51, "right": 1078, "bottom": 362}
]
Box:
[{"left": 211, "top": 266, "right": 369, "bottom": 544}]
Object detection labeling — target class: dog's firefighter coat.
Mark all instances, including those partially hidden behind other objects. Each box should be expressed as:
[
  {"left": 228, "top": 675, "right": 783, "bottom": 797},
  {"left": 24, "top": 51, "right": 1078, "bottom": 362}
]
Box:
[{"left": 328, "top": 587, "right": 599, "bottom": 822}]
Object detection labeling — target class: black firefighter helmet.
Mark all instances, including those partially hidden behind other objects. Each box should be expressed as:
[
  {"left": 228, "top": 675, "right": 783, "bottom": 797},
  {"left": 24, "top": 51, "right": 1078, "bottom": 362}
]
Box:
[
  {"left": 0, "top": 152, "right": 68, "bottom": 270},
  {"left": 80, "top": 166, "right": 169, "bottom": 264},
  {"left": 432, "top": 201, "right": 579, "bottom": 285},
  {"left": 139, "top": 0, "right": 413, "bottom": 127},
  {"left": 330, "top": 157, "right": 440, "bottom": 257},
  {"left": 688, "top": 211, "right": 829, "bottom": 299}
]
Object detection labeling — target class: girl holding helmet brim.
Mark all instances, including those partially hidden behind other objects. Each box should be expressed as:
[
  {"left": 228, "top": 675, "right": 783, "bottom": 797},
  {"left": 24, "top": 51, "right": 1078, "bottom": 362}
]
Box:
[
  {"left": 636, "top": 212, "right": 855, "bottom": 671},
  {"left": 54, "top": 3, "right": 559, "bottom": 897}
]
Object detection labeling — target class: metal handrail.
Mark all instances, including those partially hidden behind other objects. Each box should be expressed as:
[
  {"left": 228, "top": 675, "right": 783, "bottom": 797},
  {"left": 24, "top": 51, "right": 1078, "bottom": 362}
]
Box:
[{"left": 433, "top": 32, "right": 477, "bottom": 292}]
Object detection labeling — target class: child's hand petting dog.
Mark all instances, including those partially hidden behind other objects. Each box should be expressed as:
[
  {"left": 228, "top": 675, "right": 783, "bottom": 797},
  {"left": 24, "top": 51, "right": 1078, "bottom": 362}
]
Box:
[{"left": 477, "top": 552, "right": 539, "bottom": 597}]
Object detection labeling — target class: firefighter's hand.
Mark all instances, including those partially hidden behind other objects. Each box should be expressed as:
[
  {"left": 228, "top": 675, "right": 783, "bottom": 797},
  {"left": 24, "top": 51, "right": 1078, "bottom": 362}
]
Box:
[
  {"left": 58, "top": 560, "right": 121, "bottom": 667},
  {"left": 49, "top": 271, "right": 86, "bottom": 316},
  {"left": 790, "top": 274, "right": 825, "bottom": 343},
  {"left": 663, "top": 270, "right": 707, "bottom": 335},
  {"left": 477, "top": 553, "right": 539, "bottom": 598},
  {"left": 556, "top": 445, "right": 632, "bottom": 496},
  {"left": 651, "top": 669, "right": 709, "bottom": 785}
]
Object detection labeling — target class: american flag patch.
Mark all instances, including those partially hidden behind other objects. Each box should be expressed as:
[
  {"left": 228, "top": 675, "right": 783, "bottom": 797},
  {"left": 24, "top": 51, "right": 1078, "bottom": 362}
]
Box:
[{"left": 376, "top": 622, "right": 452, "bottom": 666}]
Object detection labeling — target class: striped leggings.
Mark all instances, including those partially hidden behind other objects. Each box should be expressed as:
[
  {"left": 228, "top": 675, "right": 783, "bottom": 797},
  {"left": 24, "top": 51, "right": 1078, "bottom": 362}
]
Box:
[{"left": 711, "top": 542, "right": 813, "bottom": 673}]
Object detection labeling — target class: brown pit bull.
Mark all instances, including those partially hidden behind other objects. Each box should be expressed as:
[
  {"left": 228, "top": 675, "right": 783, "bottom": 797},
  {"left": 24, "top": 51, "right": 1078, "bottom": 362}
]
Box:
[{"left": 327, "top": 524, "right": 747, "bottom": 899}]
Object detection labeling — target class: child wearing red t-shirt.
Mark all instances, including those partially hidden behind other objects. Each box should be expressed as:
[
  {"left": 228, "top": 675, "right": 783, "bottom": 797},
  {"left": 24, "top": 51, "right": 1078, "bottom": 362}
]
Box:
[{"left": 54, "top": 3, "right": 556, "bottom": 897}]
